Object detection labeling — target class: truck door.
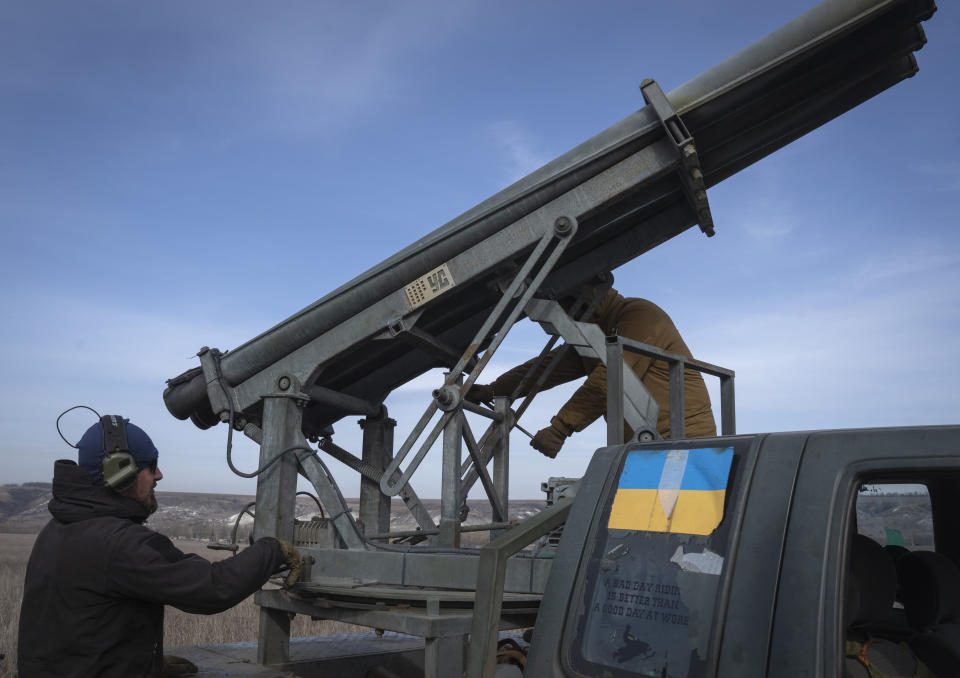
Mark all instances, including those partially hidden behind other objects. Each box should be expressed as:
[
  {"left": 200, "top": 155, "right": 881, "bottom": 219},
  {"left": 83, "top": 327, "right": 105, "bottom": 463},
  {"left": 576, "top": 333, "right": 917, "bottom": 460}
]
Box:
[
  {"left": 526, "top": 435, "right": 764, "bottom": 677},
  {"left": 765, "top": 426, "right": 960, "bottom": 677}
]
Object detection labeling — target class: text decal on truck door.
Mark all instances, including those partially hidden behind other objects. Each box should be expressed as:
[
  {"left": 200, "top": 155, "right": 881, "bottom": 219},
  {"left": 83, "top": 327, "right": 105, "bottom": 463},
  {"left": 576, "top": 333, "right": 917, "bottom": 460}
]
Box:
[{"left": 568, "top": 443, "right": 744, "bottom": 678}]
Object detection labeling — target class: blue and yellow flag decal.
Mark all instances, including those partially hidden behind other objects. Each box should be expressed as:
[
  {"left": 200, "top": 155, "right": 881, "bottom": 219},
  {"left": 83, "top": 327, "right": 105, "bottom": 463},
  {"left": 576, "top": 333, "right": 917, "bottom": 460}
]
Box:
[{"left": 607, "top": 447, "right": 734, "bottom": 535}]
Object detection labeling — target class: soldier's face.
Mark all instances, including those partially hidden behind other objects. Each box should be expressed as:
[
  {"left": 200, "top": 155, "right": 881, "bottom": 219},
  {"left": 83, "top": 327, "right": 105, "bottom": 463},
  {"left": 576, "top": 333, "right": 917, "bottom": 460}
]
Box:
[{"left": 125, "top": 463, "right": 162, "bottom": 515}]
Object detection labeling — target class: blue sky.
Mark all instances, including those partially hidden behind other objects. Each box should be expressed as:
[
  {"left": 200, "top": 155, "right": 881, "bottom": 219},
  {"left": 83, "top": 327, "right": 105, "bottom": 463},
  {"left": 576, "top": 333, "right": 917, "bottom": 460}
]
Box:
[{"left": 2, "top": 1, "right": 958, "bottom": 500}]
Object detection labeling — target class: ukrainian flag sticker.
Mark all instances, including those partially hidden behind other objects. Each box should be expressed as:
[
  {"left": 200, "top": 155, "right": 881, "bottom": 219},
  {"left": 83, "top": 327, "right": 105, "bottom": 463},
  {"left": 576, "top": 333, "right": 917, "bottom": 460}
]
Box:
[{"left": 607, "top": 447, "right": 734, "bottom": 535}]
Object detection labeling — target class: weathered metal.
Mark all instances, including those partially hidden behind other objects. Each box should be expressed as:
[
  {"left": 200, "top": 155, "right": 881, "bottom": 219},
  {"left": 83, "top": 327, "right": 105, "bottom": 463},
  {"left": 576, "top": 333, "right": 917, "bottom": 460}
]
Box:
[
  {"left": 158, "top": 0, "right": 935, "bottom": 675},
  {"left": 604, "top": 336, "right": 737, "bottom": 443},
  {"left": 163, "top": 0, "right": 933, "bottom": 442}
]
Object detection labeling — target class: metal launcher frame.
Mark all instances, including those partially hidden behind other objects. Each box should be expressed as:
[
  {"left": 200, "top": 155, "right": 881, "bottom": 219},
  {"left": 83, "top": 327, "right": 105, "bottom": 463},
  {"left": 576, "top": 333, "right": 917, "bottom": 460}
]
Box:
[{"left": 161, "top": 1, "right": 935, "bottom": 676}]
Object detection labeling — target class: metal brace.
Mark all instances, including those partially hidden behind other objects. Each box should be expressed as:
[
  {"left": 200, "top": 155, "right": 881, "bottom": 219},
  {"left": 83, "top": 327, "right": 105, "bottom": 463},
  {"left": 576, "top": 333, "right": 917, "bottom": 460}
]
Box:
[
  {"left": 640, "top": 79, "right": 715, "bottom": 237},
  {"left": 197, "top": 346, "right": 241, "bottom": 425},
  {"left": 379, "top": 215, "right": 578, "bottom": 497}
]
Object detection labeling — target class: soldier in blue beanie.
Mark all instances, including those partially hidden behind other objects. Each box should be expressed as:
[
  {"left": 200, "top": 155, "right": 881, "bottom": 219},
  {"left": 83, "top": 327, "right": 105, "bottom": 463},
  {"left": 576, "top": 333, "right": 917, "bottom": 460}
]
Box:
[
  {"left": 76, "top": 417, "right": 162, "bottom": 512},
  {"left": 18, "top": 415, "right": 303, "bottom": 678}
]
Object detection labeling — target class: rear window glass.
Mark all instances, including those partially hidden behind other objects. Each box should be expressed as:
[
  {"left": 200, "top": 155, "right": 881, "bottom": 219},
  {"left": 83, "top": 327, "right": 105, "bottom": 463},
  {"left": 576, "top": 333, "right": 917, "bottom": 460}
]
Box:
[
  {"left": 568, "top": 445, "right": 738, "bottom": 678},
  {"left": 857, "top": 483, "right": 934, "bottom": 549}
]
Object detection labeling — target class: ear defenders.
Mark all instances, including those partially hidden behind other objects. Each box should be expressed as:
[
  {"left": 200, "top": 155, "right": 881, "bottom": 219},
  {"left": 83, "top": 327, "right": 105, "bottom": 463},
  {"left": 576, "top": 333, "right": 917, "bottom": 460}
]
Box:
[{"left": 100, "top": 414, "right": 139, "bottom": 491}]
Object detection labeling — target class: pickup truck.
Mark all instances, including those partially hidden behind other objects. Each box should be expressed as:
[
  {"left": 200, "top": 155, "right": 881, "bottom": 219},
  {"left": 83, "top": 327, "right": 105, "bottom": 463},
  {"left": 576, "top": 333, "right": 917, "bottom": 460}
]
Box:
[{"left": 525, "top": 426, "right": 960, "bottom": 677}]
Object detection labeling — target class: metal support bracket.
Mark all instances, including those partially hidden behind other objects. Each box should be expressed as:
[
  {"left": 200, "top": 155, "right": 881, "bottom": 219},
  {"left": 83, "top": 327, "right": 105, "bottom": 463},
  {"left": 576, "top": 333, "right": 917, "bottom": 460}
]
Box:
[
  {"left": 241, "top": 419, "right": 368, "bottom": 550},
  {"left": 390, "top": 318, "right": 478, "bottom": 371},
  {"left": 253, "top": 377, "right": 306, "bottom": 665},
  {"left": 379, "top": 215, "right": 578, "bottom": 498},
  {"left": 318, "top": 436, "right": 438, "bottom": 536},
  {"left": 606, "top": 336, "right": 737, "bottom": 438},
  {"left": 196, "top": 346, "right": 239, "bottom": 424},
  {"left": 457, "top": 281, "right": 611, "bottom": 502},
  {"left": 641, "top": 78, "right": 715, "bottom": 237},
  {"left": 320, "top": 438, "right": 437, "bottom": 534},
  {"left": 466, "top": 499, "right": 573, "bottom": 678},
  {"left": 524, "top": 298, "right": 660, "bottom": 442}
]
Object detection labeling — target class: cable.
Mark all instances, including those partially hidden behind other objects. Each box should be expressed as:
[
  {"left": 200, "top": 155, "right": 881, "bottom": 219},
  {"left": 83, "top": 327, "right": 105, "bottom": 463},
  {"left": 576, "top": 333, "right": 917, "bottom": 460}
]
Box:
[
  {"left": 296, "top": 491, "right": 325, "bottom": 519},
  {"left": 56, "top": 405, "right": 101, "bottom": 448},
  {"left": 210, "top": 349, "right": 314, "bottom": 479},
  {"left": 210, "top": 349, "right": 248, "bottom": 478}
]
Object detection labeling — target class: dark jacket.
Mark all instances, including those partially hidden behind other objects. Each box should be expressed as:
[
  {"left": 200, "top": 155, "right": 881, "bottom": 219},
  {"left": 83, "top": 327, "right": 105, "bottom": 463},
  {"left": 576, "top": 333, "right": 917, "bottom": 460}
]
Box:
[{"left": 18, "top": 460, "right": 285, "bottom": 678}]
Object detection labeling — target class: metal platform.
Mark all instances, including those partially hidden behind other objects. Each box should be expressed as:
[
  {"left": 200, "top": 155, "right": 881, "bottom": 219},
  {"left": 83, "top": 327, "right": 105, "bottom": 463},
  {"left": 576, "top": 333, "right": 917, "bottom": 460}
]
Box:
[{"left": 169, "top": 632, "right": 426, "bottom": 678}]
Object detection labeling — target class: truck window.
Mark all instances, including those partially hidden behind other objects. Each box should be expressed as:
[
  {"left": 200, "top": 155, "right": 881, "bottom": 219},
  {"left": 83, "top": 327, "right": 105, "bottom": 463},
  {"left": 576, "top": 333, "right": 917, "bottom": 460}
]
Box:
[
  {"left": 856, "top": 483, "right": 934, "bottom": 549},
  {"left": 566, "top": 445, "right": 739, "bottom": 678}
]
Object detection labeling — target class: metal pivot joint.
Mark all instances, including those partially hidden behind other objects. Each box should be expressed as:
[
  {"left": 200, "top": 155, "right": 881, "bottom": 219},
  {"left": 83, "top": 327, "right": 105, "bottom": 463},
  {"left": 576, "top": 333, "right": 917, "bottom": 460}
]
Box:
[
  {"left": 433, "top": 385, "right": 461, "bottom": 412},
  {"left": 640, "top": 79, "right": 715, "bottom": 237}
]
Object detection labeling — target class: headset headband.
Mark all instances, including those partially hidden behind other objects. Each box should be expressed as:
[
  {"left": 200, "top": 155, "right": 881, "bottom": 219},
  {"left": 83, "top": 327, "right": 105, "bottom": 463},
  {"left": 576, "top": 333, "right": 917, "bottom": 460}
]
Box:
[{"left": 101, "top": 415, "right": 129, "bottom": 454}]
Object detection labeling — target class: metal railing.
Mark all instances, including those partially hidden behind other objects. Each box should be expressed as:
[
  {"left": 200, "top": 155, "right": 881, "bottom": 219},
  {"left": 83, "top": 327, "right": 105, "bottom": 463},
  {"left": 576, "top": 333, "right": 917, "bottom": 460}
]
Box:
[{"left": 605, "top": 335, "right": 735, "bottom": 443}]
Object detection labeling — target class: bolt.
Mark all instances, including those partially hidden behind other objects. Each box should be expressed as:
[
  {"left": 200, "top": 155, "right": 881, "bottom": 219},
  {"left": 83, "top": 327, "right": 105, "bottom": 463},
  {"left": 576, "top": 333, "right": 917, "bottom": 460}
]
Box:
[
  {"left": 554, "top": 215, "right": 573, "bottom": 236},
  {"left": 695, "top": 190, "right": 707, "bottom": 202},
  {"left": 690, "top": 168, "right": 703, "bottom": 182},
  {"left": 219, "top": 411, "right": 231, "bottom": 423},
  {"left": 683, "top": 144, "right": 696, "bottom": 158},
  {"left": 433, "top": 385, "right": 460, "bottom": 411},
  {"left": 278, "top": 376, "right": 291, "bottom": 391}
]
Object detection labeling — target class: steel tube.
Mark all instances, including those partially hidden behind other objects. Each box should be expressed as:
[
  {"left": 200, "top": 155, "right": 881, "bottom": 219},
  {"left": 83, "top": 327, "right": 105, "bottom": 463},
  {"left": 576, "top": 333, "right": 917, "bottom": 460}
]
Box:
[
  {"left": 165, "top": 0, "right": 932, "bottom": 427},
  {"left": 605, "top": 338, "right": 626, "bottom": 445}
]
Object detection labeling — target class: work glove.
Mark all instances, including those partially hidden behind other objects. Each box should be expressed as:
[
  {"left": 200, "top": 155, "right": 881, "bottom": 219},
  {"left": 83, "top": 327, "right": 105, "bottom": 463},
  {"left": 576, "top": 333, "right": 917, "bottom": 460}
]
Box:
[
  {"left": 276, "top": 538, "right": 304, "bottom": 588},
  {"left": 530, "top": 416, "right": 574, "bottom": 459},
  {"left": 465, "top": 383, "right": 495, "bottom": 405},
  {"left": 161, "top": 655, "right": 198, "bottom": 676}
]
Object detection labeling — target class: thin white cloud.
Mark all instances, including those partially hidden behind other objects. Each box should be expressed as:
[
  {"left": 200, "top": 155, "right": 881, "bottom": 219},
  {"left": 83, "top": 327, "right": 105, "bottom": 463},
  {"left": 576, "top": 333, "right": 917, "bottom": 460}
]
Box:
[
  {"left": 742, "top": 216, "right": 794, "bottom": 239},
  {"left": 733, "top": 162, "right": 797, "bottom": 240},
  {"left": 0, "top": 291, "right": 259, "bottom": 385},
  {"left": 909, "top": 162, "right": 960, "bottom": 193},
  {"left": 851, "top": 241, "right": 960, "bottom": 284},
  {"left": 691, "top": 257, "right": 960, "bottom": 432},
  {"left": 487, "top": 120, "right": 550, "bottom": 185},
  {"left": 0, "top": 2, "right": 479, "bottom": 141},
  {"left": 237, "top": 2, "right": 476, "bottom": 135}
]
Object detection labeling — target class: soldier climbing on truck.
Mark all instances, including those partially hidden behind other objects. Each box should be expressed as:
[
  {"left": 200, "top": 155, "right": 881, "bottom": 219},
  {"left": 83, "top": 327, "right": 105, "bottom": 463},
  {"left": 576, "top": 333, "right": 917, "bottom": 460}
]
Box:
[{"left": 467, "top": 283, "right": 716, "bottom": 457}]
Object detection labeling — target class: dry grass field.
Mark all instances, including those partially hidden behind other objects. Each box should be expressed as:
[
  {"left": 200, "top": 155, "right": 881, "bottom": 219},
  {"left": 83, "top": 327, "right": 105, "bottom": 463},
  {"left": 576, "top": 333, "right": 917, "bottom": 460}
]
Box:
[
  {"left": 0, "top": 533, "right": 357, "bottom": 678},
  {"left": 0, "top": 534, "right": 34, "bottom": 678}
]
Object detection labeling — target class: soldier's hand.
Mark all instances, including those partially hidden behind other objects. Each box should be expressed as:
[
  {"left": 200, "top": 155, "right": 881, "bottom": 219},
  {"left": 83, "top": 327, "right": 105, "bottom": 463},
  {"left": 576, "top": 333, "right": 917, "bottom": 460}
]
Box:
[
  {"left": 162, "top": 655, "right": 198, "bottom": 676},
  {"left": 465, "top": 383, "right": 495, "bottom": 405},
  {"left": 276, "top": 538, "right": 303, "bottom": 588},
  {"left": 530, "top": 417, "right": 573, "bottom": 459}
]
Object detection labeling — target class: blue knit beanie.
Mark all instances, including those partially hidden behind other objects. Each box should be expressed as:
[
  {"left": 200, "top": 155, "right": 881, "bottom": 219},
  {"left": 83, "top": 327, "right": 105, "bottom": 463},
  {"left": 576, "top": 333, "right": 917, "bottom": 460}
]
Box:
[{"left": 77, "top": 419, "right": 159, "bottom": 486}]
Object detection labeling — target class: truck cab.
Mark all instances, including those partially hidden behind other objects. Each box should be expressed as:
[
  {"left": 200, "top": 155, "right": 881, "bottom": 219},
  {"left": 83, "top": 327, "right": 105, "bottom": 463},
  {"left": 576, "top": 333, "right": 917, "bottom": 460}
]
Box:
[{"left": 527, "top": 426, "right": 960, "bottom": 677}]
